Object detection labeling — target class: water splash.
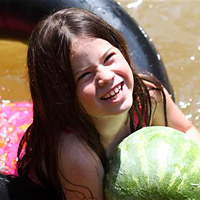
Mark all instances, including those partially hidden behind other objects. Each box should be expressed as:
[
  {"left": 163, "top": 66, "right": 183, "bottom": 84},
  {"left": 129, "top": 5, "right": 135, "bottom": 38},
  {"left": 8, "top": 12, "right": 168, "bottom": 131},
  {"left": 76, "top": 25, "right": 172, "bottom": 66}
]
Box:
[{"left": 127, "top": 0, "right": 143, "bottom": 8}]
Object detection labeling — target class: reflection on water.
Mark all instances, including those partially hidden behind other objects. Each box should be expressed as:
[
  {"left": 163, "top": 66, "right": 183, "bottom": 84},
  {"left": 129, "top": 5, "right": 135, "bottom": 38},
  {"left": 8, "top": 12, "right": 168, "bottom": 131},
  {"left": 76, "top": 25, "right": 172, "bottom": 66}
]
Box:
[{"left": 0, "top": 0, "right": 200, "bottom": 128}]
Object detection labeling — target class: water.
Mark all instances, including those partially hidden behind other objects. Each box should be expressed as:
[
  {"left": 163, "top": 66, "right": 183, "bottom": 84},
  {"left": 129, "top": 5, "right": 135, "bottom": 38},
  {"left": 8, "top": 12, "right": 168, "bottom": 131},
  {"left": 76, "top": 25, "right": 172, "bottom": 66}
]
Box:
[
  {"left": 120, "top": 0, "right": 200, "bottom": 129},
  {"left": 0, "top": 40, "right": 29, "bottom": 101},
  {"left": 0, "top": 0, "right": 200, "bottom": 129}
]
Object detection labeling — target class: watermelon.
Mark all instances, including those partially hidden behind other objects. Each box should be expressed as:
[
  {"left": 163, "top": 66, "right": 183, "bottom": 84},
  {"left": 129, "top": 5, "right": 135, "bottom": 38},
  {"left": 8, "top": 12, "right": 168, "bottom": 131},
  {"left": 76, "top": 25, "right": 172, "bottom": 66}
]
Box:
[{"left": 104, "top": 126, "right": 200, "bottom": 200}]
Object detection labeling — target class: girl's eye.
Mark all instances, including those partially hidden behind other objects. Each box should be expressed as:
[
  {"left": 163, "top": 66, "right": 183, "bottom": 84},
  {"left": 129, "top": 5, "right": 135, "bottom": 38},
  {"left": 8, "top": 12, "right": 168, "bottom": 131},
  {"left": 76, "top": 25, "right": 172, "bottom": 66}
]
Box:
[
  {"left": 104, "top": 53, "right": 115, "bottom": 64},
  {"left": 78, "top": 72, "right": 91, "bottom": 81}
]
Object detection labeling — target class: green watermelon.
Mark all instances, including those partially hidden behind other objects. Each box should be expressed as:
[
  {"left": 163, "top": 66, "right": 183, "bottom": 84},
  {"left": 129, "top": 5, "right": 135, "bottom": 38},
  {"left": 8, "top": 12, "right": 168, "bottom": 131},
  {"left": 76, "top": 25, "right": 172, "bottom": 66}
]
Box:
[{"left": 104, "top": 126, "right": 200, "bottom": 200}]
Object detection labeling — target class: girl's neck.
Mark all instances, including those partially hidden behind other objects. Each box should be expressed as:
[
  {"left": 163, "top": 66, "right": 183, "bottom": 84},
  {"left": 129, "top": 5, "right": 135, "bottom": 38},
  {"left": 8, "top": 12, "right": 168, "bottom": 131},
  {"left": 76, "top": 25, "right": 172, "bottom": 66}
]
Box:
[{"left": 92, "top": 112, "right": 131, "bottom": 158}]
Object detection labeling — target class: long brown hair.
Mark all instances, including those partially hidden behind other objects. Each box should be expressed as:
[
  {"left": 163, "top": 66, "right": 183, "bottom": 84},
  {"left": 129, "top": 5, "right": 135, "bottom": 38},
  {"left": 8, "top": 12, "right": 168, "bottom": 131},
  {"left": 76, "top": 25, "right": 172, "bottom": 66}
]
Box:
[{"left": 17, "top": 8, "right": 167, "bottom": 198}]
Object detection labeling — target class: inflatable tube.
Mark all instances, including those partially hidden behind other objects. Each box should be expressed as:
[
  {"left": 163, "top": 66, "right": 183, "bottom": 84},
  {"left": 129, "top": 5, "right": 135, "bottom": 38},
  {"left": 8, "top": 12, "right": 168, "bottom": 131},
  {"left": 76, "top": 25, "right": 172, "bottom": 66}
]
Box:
[
  {"left": 0, "top": 0, "right": 174, "bottom": 198},
  {"left": 0, "top": 0, "right": 173, "bottom": 95},
  {"left": 0, "top": 173, "right": 58, "bottom": 200}
]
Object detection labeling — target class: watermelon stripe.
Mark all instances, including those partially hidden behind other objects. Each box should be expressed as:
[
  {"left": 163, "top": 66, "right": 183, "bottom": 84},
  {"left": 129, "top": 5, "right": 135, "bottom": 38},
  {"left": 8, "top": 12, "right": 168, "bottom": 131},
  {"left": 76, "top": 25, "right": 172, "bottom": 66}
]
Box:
[{"left": 105, "top": 126, "right": 200, "bottom": 200}]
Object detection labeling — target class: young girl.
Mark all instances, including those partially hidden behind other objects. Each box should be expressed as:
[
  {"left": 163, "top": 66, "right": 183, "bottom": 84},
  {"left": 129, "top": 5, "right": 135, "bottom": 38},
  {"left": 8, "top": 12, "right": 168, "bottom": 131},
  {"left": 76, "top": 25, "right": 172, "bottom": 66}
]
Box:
[{"left": 17, "top": 8, "right": 200, "bottom": 200}]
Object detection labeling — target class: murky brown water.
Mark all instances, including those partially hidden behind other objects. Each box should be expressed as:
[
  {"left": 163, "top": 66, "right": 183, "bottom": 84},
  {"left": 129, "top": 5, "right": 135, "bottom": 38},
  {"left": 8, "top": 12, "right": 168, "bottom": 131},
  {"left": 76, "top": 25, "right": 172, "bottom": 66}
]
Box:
[
  {"left": 0, "top": 40, "right": 29, "bottom": 101},
  {"left": 0, "top": 0, "right": 200, "bottom": 128},
  {"left": 119, "top": 0, "right": 200, "bottom": 129}
]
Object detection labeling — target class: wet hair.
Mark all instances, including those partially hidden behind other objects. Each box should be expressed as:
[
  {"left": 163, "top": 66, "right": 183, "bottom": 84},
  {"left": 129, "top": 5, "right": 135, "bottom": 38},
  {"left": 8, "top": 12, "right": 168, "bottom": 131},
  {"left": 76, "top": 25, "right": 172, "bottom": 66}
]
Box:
[{"left": 17, "top": 8, "right": 167, "bottom": 199}]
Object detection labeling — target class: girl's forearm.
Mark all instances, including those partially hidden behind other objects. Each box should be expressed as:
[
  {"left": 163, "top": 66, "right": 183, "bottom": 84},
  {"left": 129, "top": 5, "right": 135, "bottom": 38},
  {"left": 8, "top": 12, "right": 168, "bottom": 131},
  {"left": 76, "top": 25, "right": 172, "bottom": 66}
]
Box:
[{"left": 185, "top": 125, "right": 200, "bottom": 145}]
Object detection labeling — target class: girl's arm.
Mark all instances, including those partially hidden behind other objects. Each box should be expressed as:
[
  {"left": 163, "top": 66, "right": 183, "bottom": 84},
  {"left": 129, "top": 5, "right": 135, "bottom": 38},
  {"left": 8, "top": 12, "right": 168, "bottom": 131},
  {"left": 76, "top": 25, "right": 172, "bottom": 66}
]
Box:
[
  {"left": 151, "top": 87, "right": 200, "bottom": 145},
  {"left": 58, "top": 132, "right": 105, "bottom": 200}
]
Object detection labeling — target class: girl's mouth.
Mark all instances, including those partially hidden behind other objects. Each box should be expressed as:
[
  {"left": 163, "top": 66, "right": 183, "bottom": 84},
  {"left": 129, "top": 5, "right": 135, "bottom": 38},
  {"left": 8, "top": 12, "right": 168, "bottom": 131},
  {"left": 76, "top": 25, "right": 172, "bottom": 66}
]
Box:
[{"left": 101, "top": 82, "right": 123, "bottom": 100}]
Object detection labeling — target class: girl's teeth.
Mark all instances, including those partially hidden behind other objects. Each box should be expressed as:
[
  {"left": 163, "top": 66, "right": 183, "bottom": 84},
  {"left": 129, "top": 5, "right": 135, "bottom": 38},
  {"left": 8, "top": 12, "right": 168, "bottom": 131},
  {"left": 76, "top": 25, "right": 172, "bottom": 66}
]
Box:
[
  {"left": 114, "top": 87, "right": 119, "bottom": 93},
  {"left": 105, "top": 93, "right": 110, "bottom": 98},
  {"left": 110, "top": 96, "right": 116, "bottom": 100},
  {"left": 102, "top": 83, "right": 123, "bottom": 100},
  {"left": 110, "top": 90, "right": 115, "bottom": 96}
]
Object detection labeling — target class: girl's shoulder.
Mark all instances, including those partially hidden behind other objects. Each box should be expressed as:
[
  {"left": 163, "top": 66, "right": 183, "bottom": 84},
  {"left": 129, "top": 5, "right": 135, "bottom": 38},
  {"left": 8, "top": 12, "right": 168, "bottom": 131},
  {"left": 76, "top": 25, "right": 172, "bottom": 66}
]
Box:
[
  {"left": 141, "top": 78, "right": 163, "bottom": 102},
  {"left": 140, "top": 77, "right": 167, "bottom": 126},
  {"left": 58, "top": 131, "right": 105, "bottom": 199},
  {"left": 59, "top": 131, "right": 103, "bottom": 170}
]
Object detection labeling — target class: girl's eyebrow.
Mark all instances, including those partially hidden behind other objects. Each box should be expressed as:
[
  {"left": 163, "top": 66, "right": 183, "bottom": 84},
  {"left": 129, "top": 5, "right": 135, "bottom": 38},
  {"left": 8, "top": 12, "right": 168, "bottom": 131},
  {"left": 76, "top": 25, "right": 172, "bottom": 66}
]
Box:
[
  {"left": 74, "top": 47, "right": 114, "bottom": 77},
  {"left": 102, "top": 47, "right": 113, "bottom": 58},
  {"left": 74, "top": 65, "right": 90, "bottom": 77}
]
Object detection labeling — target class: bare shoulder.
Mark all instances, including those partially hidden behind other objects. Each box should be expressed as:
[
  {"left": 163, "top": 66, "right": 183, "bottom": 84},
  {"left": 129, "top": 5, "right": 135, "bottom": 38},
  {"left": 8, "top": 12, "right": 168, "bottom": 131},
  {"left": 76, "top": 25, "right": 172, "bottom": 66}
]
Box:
[
  {"left": 141, "top": 79, "right": 193, "bottom": 132},
  {"left": 58, "top": 132, "right": 105, "bottom": 200},
  {"left": 141, "top": 78, "right": 163, "bottom": 102},
  {"left": 140, "top": 76, "right": 200, "bottom": 144}
]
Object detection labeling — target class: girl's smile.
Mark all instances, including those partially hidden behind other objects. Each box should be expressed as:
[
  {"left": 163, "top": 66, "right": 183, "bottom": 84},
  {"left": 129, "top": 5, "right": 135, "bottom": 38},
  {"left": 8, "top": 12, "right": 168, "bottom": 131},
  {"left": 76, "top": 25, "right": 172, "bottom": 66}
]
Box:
[
  {"left": 71, "top": 37, "right": 134, "bottom": 118},
  {"left": 101, "top": 82, "right": 123, "bottom": 101}
]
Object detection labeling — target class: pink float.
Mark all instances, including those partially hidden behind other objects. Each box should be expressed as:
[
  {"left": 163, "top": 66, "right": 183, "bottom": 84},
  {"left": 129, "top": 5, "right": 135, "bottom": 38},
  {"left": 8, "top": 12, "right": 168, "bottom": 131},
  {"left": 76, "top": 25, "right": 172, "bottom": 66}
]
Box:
[{"left": 0, "top": 101, "right": 33, "bottom": 175}]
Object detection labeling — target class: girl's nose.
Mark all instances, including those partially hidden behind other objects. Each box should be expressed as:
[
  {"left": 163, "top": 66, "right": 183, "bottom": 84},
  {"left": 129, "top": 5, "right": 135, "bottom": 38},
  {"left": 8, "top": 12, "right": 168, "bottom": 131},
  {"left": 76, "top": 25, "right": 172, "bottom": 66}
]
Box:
[{"left": 97, "top": 66, "right": 115, "bottom": 86}]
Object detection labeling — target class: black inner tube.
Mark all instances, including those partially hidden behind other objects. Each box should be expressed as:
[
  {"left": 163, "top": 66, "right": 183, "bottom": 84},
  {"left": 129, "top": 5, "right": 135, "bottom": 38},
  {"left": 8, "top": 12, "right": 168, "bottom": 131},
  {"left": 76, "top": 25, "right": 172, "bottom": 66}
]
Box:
[
  {"left": 0, "top": 0, "right": 174, "bottom": 98},
  {"left": 0, "top": 173, "right": 59, "bottom": 200}
]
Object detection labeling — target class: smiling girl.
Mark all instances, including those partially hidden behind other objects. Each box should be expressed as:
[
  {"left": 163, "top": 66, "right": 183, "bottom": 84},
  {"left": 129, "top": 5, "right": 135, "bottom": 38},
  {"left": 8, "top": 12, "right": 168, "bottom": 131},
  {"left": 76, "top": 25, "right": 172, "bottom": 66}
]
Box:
[{"left": 17, "top": 8, "right": 200, "bottom": 200}]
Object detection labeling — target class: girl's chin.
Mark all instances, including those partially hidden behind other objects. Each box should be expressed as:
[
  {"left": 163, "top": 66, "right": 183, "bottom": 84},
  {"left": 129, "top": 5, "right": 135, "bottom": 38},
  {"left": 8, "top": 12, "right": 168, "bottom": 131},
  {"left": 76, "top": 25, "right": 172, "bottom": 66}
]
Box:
[
  {"left": 100, "top": 104, "right": 133, "bottom": 117},
  {"left": 85, "top": 95, "right": 133, "bottom": 118}
]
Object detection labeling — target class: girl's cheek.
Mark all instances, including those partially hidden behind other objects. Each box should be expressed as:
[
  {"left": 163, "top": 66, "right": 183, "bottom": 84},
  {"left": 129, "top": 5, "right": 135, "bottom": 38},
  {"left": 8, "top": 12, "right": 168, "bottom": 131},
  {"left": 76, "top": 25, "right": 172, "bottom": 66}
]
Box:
[{"left": 79, "top": 85, "right": 92, "bottom": 97}]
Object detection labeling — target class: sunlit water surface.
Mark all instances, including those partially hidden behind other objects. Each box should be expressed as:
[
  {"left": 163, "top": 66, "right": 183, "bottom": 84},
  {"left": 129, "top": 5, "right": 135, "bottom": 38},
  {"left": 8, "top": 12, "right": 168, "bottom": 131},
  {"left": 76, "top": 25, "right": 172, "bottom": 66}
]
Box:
[{"left": 0, "top": 0, "right": 200, "bottom": 129}]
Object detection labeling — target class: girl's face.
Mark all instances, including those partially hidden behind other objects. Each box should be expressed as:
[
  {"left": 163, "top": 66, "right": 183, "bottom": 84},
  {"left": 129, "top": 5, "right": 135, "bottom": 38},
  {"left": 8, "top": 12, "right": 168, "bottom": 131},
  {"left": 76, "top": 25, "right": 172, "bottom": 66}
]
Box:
[{"left": 71, "top": 37, "right": 134, "bottom": 118}]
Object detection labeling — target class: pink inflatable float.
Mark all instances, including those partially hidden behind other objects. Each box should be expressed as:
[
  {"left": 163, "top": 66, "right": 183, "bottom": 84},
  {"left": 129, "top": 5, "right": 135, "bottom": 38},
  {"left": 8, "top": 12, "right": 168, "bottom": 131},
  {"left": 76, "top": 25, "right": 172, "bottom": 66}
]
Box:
[{"left": 0, "top": 101, "right": 33, "bottom": 175}]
